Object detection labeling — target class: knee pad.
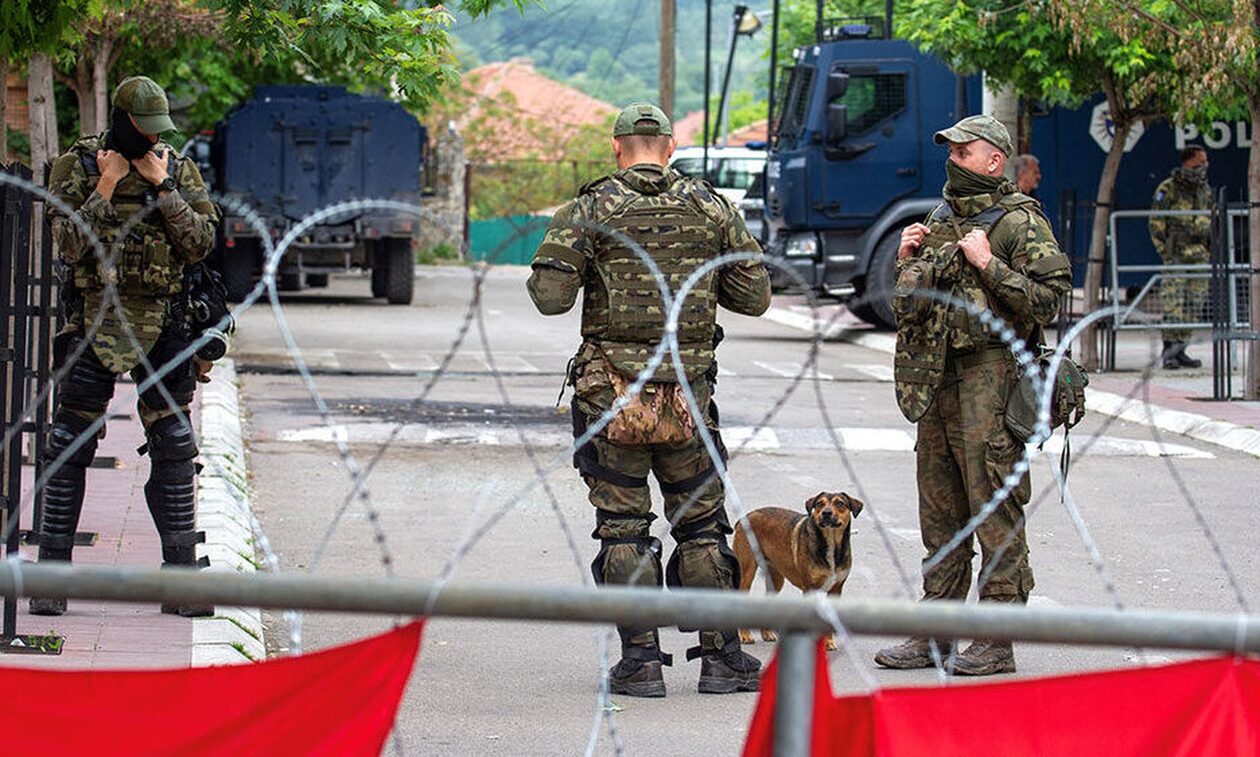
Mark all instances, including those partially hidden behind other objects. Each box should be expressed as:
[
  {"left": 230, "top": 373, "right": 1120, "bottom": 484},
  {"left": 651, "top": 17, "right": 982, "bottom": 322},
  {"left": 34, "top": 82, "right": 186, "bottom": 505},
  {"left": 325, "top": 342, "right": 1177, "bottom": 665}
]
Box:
[
  {"left": 144, "top": 414, "right": 198, "bottom": 462},
  {"left": 666, "top": 509, "right": 740, "bottom": 592},
  {"left": 592, "top": 535, "right": 663, "bottom": 588},
  {"left": 59, "top": 350, "right": 116, "bottom": 415},
  {"left": 45, "top": 411, "right": 100, "bottom": 469}
]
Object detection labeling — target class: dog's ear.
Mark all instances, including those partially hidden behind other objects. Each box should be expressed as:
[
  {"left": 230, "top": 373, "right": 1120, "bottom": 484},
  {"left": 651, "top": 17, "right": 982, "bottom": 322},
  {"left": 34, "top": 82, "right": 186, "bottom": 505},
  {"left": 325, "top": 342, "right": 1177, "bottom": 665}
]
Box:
[
  {"left": 806, "top": 492, "right": 826, "bottom": 512},
  {"left": 843, "top": 493, "right": 864, "bottom": 517}
]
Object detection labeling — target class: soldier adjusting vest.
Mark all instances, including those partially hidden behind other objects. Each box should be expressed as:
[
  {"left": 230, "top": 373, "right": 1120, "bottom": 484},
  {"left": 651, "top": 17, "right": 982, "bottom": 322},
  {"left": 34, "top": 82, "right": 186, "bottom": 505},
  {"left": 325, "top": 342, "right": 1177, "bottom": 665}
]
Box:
[
  {"left": 894, "top": 192, "right": 1040, "bottom": 422},
  {"left": 581, "top": 170, "right": 723, "bottom": 382},
  {"left": 71, "top": 135, "right": 184, "bottom": 297}
]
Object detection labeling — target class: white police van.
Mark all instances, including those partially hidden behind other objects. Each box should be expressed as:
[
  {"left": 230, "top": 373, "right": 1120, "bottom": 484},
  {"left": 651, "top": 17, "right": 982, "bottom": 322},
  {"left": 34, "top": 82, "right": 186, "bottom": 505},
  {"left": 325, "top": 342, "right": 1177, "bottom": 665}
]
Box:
[{"left": 669, "top": 145, "right": 767, "bottom": 204}]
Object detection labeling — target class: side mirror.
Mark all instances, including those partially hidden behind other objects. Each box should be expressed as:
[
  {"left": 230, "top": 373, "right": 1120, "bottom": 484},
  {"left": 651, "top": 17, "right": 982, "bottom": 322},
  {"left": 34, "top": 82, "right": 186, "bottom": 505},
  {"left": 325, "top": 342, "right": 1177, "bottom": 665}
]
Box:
[
  {"left": 826, "top": 102, "right": 848, "bottom": 145},
  {"left": 826, "top": 70, "right": 850, "bottom": 101}
]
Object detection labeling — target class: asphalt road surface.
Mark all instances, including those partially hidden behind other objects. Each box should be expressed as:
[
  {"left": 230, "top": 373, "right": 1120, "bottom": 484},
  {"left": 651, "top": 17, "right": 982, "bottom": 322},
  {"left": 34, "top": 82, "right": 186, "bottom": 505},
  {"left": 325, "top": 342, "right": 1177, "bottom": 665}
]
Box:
[{"left": 230, "top": 267, "right": 1260, "bottom": 755}]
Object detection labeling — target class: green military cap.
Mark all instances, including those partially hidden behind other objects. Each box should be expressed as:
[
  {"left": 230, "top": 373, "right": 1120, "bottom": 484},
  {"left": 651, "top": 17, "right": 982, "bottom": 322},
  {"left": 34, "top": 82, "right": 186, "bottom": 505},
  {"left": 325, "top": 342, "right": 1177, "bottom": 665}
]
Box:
[
  {"left": 613, "top": 102, "right": 672, "bottom": 137},
  {"left": 933, "top": 114, "right": 1012, "bottom": 157},
  {"left": 112, "top": 76, "right": 177, "bottom": 135}
]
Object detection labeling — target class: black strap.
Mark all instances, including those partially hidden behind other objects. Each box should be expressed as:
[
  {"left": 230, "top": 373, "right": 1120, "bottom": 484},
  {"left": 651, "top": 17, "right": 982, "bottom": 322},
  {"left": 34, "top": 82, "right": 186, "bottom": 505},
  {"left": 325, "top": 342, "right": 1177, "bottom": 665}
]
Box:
[
  {"left": 624, "top": 645, "right": 673, "bottom": 666},
  {"left": 160, "top": 530, "right": 207, "bottom": 548},
  {"left": 658, "top": 465, "right": 717, "bottom": 495},
  {"left": 576, "top": 451, "right": 648, "bottom": 488}
]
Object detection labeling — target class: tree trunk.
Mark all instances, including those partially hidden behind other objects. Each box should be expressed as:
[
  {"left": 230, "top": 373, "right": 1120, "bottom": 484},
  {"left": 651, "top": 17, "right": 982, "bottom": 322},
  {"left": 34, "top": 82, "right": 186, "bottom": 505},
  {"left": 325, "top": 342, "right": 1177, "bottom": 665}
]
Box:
[
  {"left": 27, "top": 53, "right": 58, "bottom": 183},
  {"left": 982, "top": 75, "right": 1019, "bottom": 178},
  {"left": 73, "top": 54, "right": 95, "bottom": 136},
  {"left": 92, "top": 39, "right": 112, "bottom": 134},
  {"left": 1247, "top": 94, "right": 1260, "bottom": 399},
  {"left": 1, "top": 55, "right": 8, "bottom": 162},
  {"left": 1079, "top": 114, "right": 1131, "bottom": 371}
]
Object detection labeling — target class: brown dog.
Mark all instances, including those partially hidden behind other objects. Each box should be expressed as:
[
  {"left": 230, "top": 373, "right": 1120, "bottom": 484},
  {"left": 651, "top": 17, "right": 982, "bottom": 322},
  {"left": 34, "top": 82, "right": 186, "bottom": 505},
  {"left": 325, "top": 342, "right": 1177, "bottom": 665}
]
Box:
[{"left": 732, "top": 492, "right": 863, "bottom": 651}]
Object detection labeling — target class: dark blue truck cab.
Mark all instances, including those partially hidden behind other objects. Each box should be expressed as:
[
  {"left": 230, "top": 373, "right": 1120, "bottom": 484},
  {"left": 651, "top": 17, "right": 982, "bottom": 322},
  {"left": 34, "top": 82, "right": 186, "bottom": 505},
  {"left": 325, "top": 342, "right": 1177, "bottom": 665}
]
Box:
[{"left": 209, "top": 85, "right": 427, "bottom": 304}]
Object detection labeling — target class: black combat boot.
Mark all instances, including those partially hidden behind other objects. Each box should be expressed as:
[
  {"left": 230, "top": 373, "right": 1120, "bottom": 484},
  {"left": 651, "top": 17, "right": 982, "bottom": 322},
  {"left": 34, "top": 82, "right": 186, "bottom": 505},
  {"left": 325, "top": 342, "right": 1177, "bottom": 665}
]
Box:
[
  {"left": 1161, "top": 341, "right": 1182, "bottom": 370},
  {"left": 158, "top": 535, "right": 214, "bottom": 618},
  {"left": 873, "top": 637, "right": 957, "bottom": 669},
  {"left": 1175, "top": 342, "right": 1202, "bottom": 369},
  {"left": 609, "top": 629, "right": 671, "bottom": 698},
  {"left": 694, "top": 631, "right": 762, "bottom": 694},
  {"left": 28, "top": 544, "right": 72, "bottom": 616}
]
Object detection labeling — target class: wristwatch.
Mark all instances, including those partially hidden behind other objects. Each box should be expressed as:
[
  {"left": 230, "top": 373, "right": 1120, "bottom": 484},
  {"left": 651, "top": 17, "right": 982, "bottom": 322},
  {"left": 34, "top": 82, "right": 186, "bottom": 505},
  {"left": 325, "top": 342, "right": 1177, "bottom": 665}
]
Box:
[{"left": 157, "top": 177, "right": 178, "bottom": 193}]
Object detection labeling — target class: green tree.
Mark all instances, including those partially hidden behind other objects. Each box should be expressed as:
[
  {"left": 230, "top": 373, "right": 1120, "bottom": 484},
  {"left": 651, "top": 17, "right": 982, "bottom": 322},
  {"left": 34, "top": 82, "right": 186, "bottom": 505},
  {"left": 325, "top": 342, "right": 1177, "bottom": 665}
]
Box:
[
  {"left": 899, "top": 0, "right": 1174, "bottom": 370},
  {"left": 1055, "top": 0, "right": 1260, "bottom": 393}
]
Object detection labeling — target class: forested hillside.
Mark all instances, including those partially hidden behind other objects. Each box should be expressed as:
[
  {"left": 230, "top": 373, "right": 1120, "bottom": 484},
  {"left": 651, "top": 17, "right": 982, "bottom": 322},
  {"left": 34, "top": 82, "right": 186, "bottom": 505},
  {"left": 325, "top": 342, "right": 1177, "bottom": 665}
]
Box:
[{"left": 452, "top": 0, "right": 771, "bottom": 117}]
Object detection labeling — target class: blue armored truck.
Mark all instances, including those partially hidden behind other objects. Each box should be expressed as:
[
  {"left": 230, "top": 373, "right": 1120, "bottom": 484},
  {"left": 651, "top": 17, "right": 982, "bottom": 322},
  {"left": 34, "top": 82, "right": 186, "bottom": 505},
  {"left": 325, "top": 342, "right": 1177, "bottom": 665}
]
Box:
[
  {"left": 765, "top": 22, "right": 1251, "bottom": 328},
  {"left": 209, "top": 85, "right": 426, "bottom": 304}
]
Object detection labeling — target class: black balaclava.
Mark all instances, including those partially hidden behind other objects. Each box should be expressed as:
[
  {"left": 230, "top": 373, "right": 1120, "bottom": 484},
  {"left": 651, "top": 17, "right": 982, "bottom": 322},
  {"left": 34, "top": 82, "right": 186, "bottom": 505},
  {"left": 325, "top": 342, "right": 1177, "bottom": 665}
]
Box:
[{"left": 105, "top": 106, "right": 155, "bottom": 160}]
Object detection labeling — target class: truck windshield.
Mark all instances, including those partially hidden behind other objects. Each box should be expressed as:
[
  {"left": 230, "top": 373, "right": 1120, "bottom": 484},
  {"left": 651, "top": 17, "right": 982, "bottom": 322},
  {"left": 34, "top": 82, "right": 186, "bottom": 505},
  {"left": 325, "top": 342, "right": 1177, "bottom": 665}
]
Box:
[
  {"left": 775, "top": 64, "right": 815, "bottom": 139},
  {"left": 830, "top": 73, "right": 907, "bottom": 135}
]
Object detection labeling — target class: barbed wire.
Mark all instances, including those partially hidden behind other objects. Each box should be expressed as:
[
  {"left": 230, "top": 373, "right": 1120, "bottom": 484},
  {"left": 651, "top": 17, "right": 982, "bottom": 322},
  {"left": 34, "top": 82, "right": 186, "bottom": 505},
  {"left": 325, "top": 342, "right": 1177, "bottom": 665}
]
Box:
[{"left": 0, "top": 167, "right": 1254, "bottom": 755}]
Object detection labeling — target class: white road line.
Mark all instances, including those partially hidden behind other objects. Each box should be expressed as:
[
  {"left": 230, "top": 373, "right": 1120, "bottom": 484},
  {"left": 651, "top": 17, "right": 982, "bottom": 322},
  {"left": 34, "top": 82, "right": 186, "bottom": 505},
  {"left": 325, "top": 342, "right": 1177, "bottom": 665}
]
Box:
[
  {"left": 851, "top": 363, "right": 894, "bottom": 382},
  {"left": 753, "top": 361, "right": 834, "bottom": 380},
  {"left": 723, "top": 426, "right": 781, "bottom": 450},
  {"left": 888, "top": 527, "right": 921, "bottom": 542},
  {"left": 493, "top": 355, "right": 540, "bottom": 373},
  {"left": 833, "top": 427, "right": 916, "bottom": 451},
  {"left": 718, "top": 366, "right": 738, "bottom": 377},
  {"left": 381, "top": 352, "right": 439, "bottom": 372}
]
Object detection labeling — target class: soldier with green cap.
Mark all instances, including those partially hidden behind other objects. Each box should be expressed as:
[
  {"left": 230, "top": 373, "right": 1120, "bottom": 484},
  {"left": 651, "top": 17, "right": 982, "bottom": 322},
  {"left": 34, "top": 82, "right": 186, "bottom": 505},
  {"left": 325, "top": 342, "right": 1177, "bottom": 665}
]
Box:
[
  {"left": 527, "top": 102, "right": 771, "bottom": 697},
  {"left": 1149, "top": 145, "right": 1211, "bottom": 369},
  {"left": 30, "top": 75, "right": 221, "bottom": 618},
  {"left": 874, "top": 114, "right": 1071, "bottom": 675}
]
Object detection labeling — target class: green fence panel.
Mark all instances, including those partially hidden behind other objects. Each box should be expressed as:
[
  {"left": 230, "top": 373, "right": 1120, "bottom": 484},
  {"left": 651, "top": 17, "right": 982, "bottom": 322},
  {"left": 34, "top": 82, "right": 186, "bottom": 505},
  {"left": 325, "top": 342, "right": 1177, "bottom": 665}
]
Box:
[{"left": 468, "top": 215, "right": 550, "bottom": 265}]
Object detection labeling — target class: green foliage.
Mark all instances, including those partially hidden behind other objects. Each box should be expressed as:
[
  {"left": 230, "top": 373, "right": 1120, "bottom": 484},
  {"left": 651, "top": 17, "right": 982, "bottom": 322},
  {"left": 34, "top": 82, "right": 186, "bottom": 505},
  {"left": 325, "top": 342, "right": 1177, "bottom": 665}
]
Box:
[
  {"left": 416, "top": 242, "right": 461, "bottom": 265},
  {"left": 0, "top": 0, "right": 85, "bottom": 56},
  {"left": 5, "top": 126, "right": 31, "bottom": 163}
]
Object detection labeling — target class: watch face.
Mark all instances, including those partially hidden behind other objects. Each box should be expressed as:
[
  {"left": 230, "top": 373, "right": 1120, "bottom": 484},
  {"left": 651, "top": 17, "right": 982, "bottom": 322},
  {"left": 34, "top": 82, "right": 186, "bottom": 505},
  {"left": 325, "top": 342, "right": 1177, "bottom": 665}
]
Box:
[{"left": 160, "top": 178, "right": 177, "bottom": 191}]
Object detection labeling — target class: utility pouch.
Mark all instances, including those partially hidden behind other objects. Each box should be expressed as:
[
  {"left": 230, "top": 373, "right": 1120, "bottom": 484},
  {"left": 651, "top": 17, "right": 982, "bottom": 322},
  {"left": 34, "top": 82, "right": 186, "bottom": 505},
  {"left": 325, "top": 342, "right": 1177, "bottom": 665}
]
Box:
[{"left": 1005, "top": 349, "right": 1089, "bottom": 442}]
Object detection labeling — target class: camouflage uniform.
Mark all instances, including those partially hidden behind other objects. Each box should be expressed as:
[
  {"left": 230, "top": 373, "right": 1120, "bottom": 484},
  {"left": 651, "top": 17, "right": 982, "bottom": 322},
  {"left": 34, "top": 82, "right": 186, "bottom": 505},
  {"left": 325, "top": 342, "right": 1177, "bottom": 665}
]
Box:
[
  {"left": 1149, "top": 167, "right": 1211, "bottom": 344},
  {"left": 881, "top": 116, "right": 1071, "bottom": 674},
  {"left": 32, "top": 77, "right": 220, "bottom": 617},
  {"left": 528, "top": 115, "right": 769, "bottom": 689}
]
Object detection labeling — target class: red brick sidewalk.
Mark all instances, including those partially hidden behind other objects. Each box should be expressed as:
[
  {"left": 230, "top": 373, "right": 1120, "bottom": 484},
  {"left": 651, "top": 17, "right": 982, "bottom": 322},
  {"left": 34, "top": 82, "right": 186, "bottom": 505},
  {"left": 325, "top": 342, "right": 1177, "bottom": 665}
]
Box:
[{"left": 4, "top": 381, "right": 196, "bottom": 669}]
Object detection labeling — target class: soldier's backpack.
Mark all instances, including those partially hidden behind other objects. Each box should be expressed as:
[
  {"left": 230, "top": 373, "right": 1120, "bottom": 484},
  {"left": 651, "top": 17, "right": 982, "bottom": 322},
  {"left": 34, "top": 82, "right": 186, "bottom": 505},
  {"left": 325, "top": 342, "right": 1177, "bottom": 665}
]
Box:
[{"left": 1005, "top": 348, "right": 1088, "bottom": 475}]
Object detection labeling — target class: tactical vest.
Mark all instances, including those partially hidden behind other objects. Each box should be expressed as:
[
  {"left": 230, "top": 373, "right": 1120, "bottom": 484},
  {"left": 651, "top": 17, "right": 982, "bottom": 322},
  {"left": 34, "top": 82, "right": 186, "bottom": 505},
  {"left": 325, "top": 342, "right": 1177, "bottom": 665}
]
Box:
[
  {"left": 580, "top": 174, "right": 723, "bottom": 382},
  {"left": 70, "top": 136, "right": 183, "bottom": 297},
  {"left": 894, "top": 192, "right": 1041, "bottom": 422}
]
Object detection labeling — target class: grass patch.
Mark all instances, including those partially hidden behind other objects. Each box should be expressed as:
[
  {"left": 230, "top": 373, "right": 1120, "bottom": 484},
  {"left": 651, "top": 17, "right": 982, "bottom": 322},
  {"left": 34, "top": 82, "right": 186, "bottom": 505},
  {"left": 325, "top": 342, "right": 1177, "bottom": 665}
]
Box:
[
  {"left": 229, "top": 640, "right": 258, "bottom": 661},
  {"left": 416, "top": 242, "right": 462, "bottom": 266}
]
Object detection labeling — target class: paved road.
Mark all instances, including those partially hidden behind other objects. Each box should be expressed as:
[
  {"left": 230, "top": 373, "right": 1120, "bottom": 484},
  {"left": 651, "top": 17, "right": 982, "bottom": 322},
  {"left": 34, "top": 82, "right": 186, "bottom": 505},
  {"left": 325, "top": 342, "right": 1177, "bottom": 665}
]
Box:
[{"left": 232, "top": 267, "right": 1260, "bottom": 755}]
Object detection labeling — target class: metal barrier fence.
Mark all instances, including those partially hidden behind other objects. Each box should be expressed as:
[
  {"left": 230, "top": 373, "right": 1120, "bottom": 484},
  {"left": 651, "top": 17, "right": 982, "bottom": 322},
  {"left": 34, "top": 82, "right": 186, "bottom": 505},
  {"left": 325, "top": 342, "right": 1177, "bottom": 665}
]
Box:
[{"left": 4, "top": 561, "right": 1260, "bottom": 757}]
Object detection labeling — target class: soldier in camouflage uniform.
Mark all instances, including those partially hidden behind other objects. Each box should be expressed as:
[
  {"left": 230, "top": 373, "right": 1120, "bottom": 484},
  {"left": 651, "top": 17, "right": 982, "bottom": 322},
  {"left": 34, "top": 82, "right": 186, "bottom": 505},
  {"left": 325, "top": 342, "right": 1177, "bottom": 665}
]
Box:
[
  {"left": 874, "top": 115, "right": 1072, "bottom": 675},
  {"left": 30, "top": 76, "right": 220, "bottom": 618},
  {"left": 528, "top": 103, "right": 771, "bottom": 697},
  {"left": 1149, "top": 146, "right": 1211, "bottom": 369}
]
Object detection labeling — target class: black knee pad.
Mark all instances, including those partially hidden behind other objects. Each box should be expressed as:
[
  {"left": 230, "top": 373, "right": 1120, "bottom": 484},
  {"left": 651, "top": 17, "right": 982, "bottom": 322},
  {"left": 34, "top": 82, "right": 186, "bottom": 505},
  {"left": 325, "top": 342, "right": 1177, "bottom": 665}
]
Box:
[
  {"left": 665, "top": 509, "right": 740, "bottom": 592},
  {"left": 45, "top": 411, "right": 99, "bottom": 469},
  {"left": 145, "top": 414, "right": 198, "bottom": 462},
  {"left": 59, "top": 351, "right": 116, "bottom": 415}
]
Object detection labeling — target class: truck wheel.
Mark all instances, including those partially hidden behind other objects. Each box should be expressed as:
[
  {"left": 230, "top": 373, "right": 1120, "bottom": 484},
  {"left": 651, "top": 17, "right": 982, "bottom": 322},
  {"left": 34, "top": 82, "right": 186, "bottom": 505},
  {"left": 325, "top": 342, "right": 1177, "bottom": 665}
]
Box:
[
  {"left": 385, "top": 238, "right": 414, "bottom": 305},
  {"left": 222, "top": 239, "right": 259, "bottom": 303},
  {"left": 369, "top": 241, "right": 388, "bottom": 298},
  {"left": 306, "top": 273, "right": 329, "bottom": 288},
  {"left": 850, "top": 233, "right": 899, "bottom": 330}
]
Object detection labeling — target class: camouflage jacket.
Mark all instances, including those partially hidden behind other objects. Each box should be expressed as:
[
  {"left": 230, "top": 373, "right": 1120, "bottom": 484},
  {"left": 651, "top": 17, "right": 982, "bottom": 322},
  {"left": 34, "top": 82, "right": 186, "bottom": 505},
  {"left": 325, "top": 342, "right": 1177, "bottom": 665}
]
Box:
[
  {"left": 527, "top": 163, "right": 770, "bottom": 382},
  {"left": 48, "top": 132, "right": 219, "bottom": 373},
  {"left": 893, "top": 184, "right": 1071, "bottom": 422},
  {"left": 1148, "top": 169, "right": 1211, "bottom": 262}
]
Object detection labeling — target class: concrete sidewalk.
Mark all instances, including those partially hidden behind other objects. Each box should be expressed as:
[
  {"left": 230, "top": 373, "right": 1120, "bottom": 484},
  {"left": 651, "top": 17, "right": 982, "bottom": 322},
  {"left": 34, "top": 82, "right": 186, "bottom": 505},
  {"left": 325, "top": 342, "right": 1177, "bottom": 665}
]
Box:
[
  {"left": 764, "top": 298, "right": 1260, "bottom": 459},
  {"left": 2, "top": 361, "right": 262, "bottom": 668}
]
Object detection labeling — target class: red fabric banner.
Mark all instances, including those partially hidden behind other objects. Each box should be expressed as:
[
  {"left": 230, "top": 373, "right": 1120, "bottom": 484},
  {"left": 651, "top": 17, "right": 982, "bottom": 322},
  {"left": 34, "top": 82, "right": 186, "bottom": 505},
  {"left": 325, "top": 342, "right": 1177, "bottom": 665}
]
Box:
[
  {"left": 0, "top": 620, "right": 423, "bottom": 755},
  {"left": 745, "top": 642, "right": 1260, "bottom": 756}
]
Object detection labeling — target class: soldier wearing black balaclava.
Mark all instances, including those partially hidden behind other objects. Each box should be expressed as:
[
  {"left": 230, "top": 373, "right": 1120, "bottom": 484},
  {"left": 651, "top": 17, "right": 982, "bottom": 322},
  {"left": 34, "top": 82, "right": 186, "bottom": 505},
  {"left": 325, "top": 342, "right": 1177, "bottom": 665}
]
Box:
[{"left": 1149, "top": 145, "right": 1212, "bottom": 369}]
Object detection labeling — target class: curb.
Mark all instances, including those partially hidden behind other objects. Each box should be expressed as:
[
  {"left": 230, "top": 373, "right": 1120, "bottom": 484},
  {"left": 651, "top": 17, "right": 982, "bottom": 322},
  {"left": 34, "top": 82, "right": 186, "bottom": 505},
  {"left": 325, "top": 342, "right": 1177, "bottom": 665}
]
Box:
[
  {"left": 192, "top": 358, "right": 267, "bottom": 664},
  {"left": 765, "top": 305, "right": 1260, "bottom": 460}
]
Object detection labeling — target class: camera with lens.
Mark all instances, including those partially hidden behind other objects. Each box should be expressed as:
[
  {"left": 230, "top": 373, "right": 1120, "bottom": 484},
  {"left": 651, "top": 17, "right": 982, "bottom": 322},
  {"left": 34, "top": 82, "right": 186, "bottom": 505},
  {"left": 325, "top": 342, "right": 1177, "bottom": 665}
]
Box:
[{"left": 180, "top": 262, "right": 234, "bottom": 362}]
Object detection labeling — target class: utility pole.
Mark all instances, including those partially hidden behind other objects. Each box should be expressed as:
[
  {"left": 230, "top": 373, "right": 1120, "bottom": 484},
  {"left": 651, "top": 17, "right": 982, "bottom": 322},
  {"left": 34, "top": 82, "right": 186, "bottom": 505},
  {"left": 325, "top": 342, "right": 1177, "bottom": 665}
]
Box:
[{"left": 659, "top": 0, "right": 675, "bottom": 120}]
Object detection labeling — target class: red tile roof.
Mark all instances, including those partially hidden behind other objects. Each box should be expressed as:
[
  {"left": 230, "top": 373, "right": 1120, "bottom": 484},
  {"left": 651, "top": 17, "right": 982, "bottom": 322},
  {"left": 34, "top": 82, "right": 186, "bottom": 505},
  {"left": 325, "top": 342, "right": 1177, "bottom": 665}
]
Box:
[{"left": 455, "top": 59, "right": 617, "bottom": 161}]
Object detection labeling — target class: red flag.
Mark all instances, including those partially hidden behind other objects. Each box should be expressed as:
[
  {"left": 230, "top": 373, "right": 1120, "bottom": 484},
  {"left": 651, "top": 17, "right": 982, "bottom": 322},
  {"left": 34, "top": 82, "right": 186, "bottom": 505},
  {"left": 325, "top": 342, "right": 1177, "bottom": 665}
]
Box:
[
  {"left": 745, "top": 644, "right": 1260, "bottom": 756},
  {"left": 0, "top": 621, "right": 423, "bottom": 755}
]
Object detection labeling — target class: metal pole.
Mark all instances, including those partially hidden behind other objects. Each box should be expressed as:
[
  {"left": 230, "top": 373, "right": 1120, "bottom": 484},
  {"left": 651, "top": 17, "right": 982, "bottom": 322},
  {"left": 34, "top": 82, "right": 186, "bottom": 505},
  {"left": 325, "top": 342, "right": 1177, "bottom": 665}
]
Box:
[
  {"left": 772, "top": 633, "right": 815, "bottom": 757},
  {"left": 6, "top": 563, "right": 1260, "bottom": 654},
  {"left": 884, "top": 0, "right": 894, "bottom": 38},
  {"left": 703, "top": 0, "right": 712, "bottom": 176},
  {"left": 815, "top": 0, "right": 824, "bottom": 43},
  {"left": 714, "top": 6, "right": 745, "bottom": 148},
  {"left": 659, "top": 0, "right": 676, "bottom": 121},
  {"left": 767, "top": 0, "right": 781, "bottom": 150}
]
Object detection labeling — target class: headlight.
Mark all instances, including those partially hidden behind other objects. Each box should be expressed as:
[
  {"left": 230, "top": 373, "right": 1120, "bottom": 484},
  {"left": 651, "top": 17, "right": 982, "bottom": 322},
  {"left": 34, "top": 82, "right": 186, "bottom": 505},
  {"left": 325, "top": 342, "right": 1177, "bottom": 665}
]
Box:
[{"left": 784, "top": 233, "right": 819, "bottom": 258}]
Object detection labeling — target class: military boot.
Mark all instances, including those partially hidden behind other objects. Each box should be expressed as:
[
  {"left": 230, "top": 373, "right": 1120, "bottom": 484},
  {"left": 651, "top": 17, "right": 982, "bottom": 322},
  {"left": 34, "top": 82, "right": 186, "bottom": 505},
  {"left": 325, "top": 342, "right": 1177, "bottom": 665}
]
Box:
[
  {"left": 951, "top": 640, "right": 1016, "bottom": 675},
  {"left": 694, "top": 632, "right": 761, "bottom": 694},
  {"left": 158, "top": 535, "right": 214, "bottom": 618},
  {"left": 28, "top": 546, "right": 72, "bottom": 616},
  {"left": 874, "top": 637, "right": 956, "bottom": 669},
  {"left": 1161, "top": 342, "right": 1183, "bottom": 370},
  {"left": 1175, "top": 342, "right": 1203, "bottom": 369},
  {"left": 609, "top": 631, "right": 671, "bottom": 698}
]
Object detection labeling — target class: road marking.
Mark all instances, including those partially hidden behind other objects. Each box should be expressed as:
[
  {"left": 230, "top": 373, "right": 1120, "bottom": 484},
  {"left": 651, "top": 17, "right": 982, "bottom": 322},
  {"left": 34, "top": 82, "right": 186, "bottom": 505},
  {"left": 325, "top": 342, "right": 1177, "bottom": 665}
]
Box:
[
  {"left": 724, "top": 427, "right": 781, "bottom": 450},
  {"left": 492, "top": 355, "right": 540, "bottom": 373},
  {"left": 832, "top": 427, "right": 916, "bottom": 452},
  {"left": 753, "top": 361, "right": 834, "bottom": 380},
  {"left": 888, "top": 527, "right": 921, "bottom": 542},
  {"left": 851, "top": 363, "right": 894, "bottom": 382},
  {"left": 717, "top": 366, "right": 738, "bottom": 377},
  {"left": 381, "top": 352, "right": 439, "bottom": 371}
]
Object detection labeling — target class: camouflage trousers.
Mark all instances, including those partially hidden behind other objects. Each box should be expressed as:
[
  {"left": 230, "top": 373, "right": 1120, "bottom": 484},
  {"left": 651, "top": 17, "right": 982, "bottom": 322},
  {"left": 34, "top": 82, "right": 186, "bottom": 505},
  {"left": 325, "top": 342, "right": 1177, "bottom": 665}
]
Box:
[
  {"left": 1159, "top": 245, "right": 1209, "bottom": 342},
  {"left": 573, "top": 378, "right": 739, "bottom": 651},
  {"left": 915, "top": 349, "right": 1034, "bottom": 603}
]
